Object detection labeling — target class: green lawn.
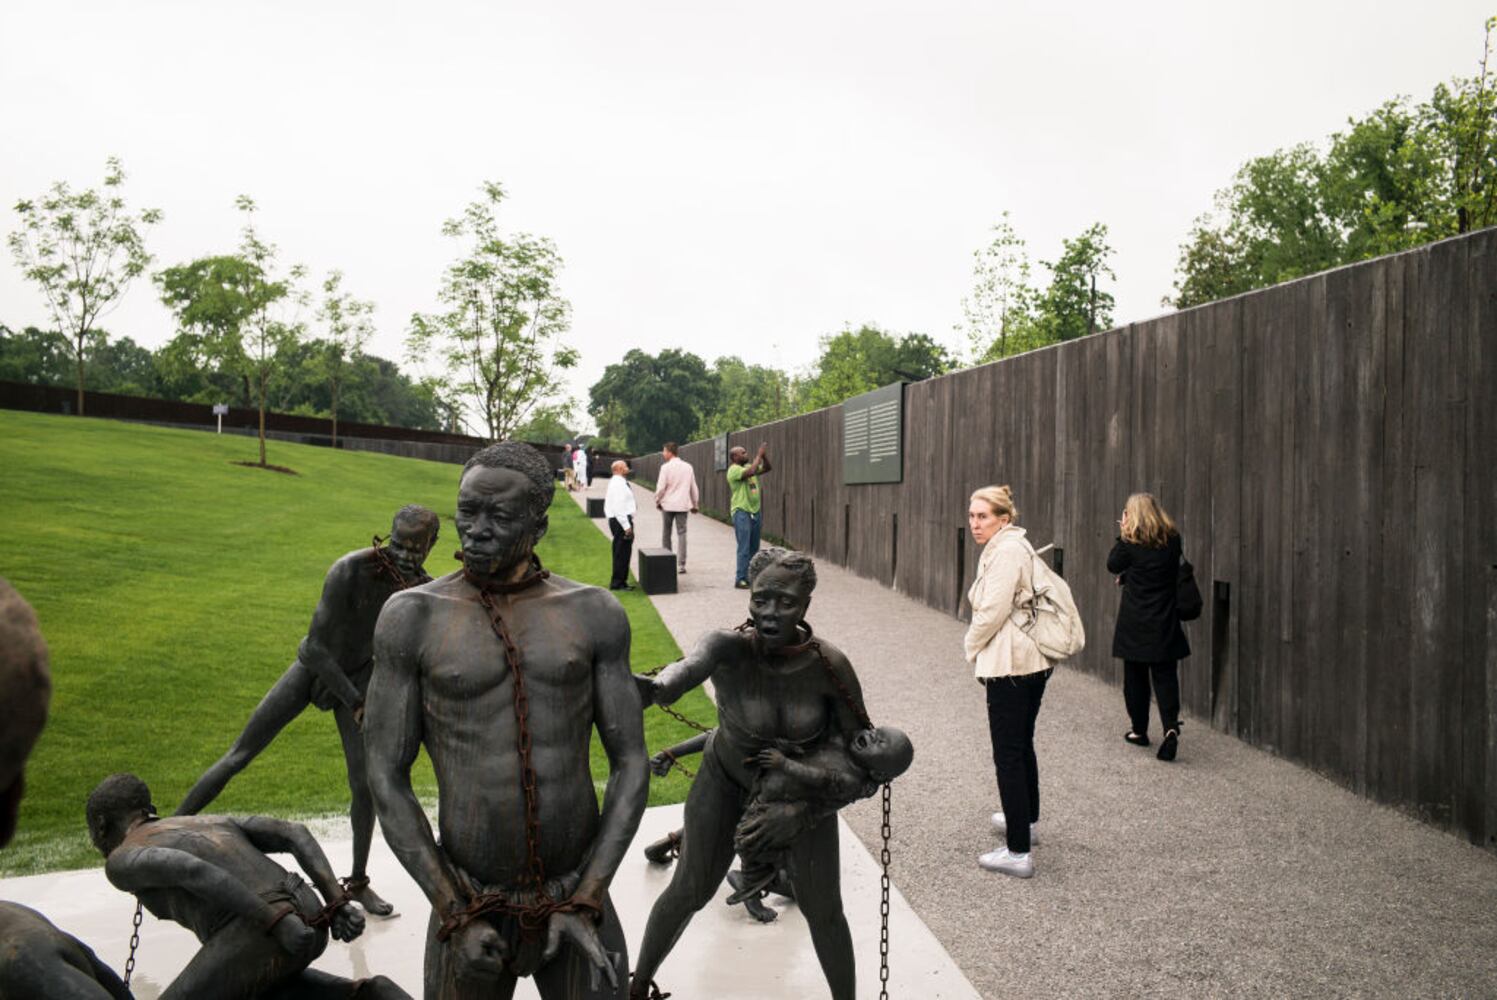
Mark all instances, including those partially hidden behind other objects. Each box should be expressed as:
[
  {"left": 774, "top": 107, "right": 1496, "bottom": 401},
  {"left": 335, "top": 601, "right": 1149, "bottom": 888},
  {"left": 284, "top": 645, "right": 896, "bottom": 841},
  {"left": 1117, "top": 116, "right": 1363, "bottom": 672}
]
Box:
[{"left": 0, "top": 411, "right": 714, "bottom": 876}]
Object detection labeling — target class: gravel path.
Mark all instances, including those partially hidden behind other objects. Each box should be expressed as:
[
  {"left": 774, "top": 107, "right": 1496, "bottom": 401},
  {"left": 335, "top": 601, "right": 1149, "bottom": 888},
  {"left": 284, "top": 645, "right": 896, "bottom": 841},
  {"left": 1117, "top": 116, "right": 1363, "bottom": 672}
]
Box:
[{"left": 577, "top": 479, "right": 1497, "bottom": 998}]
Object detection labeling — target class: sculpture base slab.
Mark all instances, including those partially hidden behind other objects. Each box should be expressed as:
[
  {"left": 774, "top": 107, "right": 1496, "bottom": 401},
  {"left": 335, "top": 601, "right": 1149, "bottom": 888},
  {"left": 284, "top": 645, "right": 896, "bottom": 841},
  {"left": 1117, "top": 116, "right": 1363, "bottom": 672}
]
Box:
[{"left": 0, "top": 805, "right": 978, "bottom": 999}]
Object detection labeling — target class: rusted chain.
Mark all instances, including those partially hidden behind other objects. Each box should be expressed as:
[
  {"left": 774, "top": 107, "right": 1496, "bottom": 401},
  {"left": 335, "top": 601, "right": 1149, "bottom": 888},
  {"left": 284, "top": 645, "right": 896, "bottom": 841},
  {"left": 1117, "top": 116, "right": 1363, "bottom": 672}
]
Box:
[
  {"left": 442, "top": 563, "right": 587, "bottom": 945},
  {"left": 122, "top": 900, "right": 142, "bottom": 987},
  {"left": 656, "top": 748, "right": 696, "bottom": 779},
  {"left": 639, "top": 664, "right": 713, "bottom": 736}
]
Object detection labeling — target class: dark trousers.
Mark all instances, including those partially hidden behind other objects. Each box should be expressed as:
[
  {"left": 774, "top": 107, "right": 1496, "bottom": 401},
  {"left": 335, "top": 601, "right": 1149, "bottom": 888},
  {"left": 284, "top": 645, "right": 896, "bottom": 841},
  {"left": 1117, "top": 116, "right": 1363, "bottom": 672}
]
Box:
[
  {"left": 1123, "top": 659, "right": 1180, "bottom": 737},
  {"left": 985, "top": 668, "right": 1051, "bottom": 853},
  {"left": 608, "top": 519, "right": 632, "bottom": 588}
]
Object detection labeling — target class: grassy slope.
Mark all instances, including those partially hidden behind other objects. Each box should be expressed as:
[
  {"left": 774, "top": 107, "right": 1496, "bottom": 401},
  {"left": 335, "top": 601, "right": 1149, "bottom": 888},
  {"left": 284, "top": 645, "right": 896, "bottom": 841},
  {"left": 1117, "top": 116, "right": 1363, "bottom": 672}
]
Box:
[{"left": 0, "top": 411, "right": 714, "bottom": 875}]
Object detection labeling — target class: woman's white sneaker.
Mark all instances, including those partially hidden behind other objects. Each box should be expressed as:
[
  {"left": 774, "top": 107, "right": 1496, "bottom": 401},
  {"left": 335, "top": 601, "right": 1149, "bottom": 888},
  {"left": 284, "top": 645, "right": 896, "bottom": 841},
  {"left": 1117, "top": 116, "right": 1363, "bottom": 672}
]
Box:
[
  {"left": 990, "top": 812, "right": 1038, "bottom": 845},
  {"left": 978, "top": 847, "right": 1034, "bottom": 878}
]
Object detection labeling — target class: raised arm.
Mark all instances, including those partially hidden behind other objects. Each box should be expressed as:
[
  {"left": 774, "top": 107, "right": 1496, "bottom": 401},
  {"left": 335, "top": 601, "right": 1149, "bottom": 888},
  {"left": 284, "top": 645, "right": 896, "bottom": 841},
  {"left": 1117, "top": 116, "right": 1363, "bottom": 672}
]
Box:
[
  {"left": 297, "top": 559, "right": 364, "bottom": 711},
  {"left": 639, "top": 630, "right": 729, "bottom": 707},
  {"left": 1105, "top": 538, "right": 1132, "bottom": 575},
  {"left": 364, "top": 594, "right": 468, "bottom": 919},
  {"left": 745, "top": 443, "right": 771, "bottom": 477}
]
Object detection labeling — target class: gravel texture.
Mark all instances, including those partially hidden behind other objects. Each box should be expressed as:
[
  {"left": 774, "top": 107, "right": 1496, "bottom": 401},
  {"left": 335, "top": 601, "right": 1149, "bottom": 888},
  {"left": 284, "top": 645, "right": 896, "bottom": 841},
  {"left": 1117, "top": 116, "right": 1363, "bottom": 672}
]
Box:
[{"left": 578, "top": 480, "right": 1497, "bottom": 998}]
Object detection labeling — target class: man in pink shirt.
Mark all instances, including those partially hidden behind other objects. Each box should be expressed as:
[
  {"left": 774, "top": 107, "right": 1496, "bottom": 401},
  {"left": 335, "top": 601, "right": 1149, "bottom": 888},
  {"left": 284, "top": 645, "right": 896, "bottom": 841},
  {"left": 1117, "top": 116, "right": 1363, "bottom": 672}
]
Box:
[{"left": 653, "top": 442, "right": 700, "bottom": 573}]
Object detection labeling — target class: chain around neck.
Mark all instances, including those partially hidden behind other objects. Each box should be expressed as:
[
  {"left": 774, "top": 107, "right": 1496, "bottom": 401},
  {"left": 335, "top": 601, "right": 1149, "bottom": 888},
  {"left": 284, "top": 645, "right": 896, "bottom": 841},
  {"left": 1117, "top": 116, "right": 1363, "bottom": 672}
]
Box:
[{"left": 459, "top": 553, "right": 550, "bottom": 594}]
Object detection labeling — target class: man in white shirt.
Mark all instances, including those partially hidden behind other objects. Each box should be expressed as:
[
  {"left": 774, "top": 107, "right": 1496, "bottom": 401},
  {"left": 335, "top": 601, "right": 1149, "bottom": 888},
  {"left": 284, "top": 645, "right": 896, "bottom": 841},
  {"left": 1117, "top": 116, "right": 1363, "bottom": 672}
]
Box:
[
  {"left": 604, "top": 459, "right": 636, "bottom": 590},
  {"left": 652, "top": 442, "right": 700, "bottom": 573}
]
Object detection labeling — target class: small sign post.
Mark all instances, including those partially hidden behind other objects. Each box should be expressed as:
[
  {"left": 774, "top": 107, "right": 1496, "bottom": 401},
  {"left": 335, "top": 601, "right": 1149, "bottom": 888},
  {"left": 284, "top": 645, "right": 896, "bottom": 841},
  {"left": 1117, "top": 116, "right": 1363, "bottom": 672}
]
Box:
[{"left": 212, "top": 403, "right": 228, "bottom": 434}]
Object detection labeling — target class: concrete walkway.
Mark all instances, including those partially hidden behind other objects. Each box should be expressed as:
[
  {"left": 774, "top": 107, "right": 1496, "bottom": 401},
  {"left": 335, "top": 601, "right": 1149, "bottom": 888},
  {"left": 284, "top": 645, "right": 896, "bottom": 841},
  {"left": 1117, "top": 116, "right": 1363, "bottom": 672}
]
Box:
[{"left": 583, "top": 478, "right": 1497, "bottom": 998}]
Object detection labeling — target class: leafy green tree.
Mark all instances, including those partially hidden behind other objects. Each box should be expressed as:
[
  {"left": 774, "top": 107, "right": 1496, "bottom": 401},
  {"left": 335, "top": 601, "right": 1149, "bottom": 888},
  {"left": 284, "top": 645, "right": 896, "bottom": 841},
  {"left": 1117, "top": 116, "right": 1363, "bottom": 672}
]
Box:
[
  {"left": 511, "top": 401, "right": 578, "bottom": 445},
  {"left": 1035, "top": 223, "right": 1115, "bottom": 341},
  {"left": 699, "top": 356, "right": 797, "bottom": 435},
  {"left": 156, "top": 255, "right": 264, "bottom": 406},
  {"left": 0, "top": 325, "right": 73, "bottom": 385},
  {"left": 1428, "top": 16, "right": 1497, "bottom": 235},
  {"left": 1172, "top": 18, "right": 1497, "bottom": 307},
  {"left": 8, "top": 157, "right": 162, "bottom": 415},
  {"left": 802, "top": 325, "right": 953, "bottom": 409},
  {"left": 314, "top": 270, "right": 374, "bottom": 447},
  {"left": 156, "top": 197, "right": 305, "bottom": 467},
  {"left": 406, "top": 181, "right": 578, "bottom": 441},
  {"left": 588, "top": 348, "right": 718, "bottom": 453},
  {"left": 960, "top": 214, "right": 1039, "bottom": 362}
]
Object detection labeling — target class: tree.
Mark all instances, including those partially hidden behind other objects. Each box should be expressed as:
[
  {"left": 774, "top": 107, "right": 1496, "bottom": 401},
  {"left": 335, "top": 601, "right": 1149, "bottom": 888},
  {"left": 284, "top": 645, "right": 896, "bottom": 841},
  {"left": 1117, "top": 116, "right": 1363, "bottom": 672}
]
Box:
[
  {"left": 1171, "top": 18, "right": 1497, "bottom": 308},
  {"left": 802, "top": 325, "right": 953, "bottom": 410},
  {"left": 512, "top": 400, "right": 578, "bottom": 445},
  {"left": 406, "top": 181, "right": 578, "bottom": 441},
  {"left": 588, "top": 348, "right": 718, "bottom": 454},
  {"left": 314, "top": 270, "right": 375, "bottom": 447},
  {"left": 960, "top": 214, "right": 1039, "bottom": 363},
  {"left": 0, "top": 325, "right": 73, "bottom": 386},
  {"left": 1035, "top": 223, "right": 1115, "bottom": 341},
  {"left": 8, "top": 157, "right": 162, "bottom": 415},
  {"left": 699, "top": 356, "right": 798, "bottom": 436},
  {"left": 156, "top": 255, "right": 264, "bottom": 406},
  {"left": 156, "top": 198, "right": 305, "bottom": 467}
]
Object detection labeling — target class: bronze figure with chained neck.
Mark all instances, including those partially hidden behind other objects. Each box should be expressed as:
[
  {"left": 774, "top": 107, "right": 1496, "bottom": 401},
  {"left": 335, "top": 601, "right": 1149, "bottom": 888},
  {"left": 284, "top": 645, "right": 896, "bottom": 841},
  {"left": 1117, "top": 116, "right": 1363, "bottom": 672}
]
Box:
[
  {"left": 176, "top": 505, "right": 441, "bottom": 918},
  {"left": 631, "top": 547, "right": 902, "bottom": 1000},
  {"left": 88, "top": 773, "right": 408, "bottom": 999},
  {"left": 366, "top": 442, "right": 648, "bottom": 998}
]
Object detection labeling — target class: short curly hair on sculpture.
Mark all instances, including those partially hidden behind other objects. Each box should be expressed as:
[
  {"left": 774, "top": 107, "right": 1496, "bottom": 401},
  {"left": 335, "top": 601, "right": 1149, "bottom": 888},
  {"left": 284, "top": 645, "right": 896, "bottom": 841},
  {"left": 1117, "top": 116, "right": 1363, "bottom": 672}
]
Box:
[
  {"left": 86, "top": 773, "right": 155, "bottom": 852},
  {"left": 746, "top": 547, "right": 817, "bottom": 592},
  {"left": 392, "top": 503, "right": 441, "bottom": 543},
  {"left": 462, "top": 442, "right": 555, "bottom": 521}
]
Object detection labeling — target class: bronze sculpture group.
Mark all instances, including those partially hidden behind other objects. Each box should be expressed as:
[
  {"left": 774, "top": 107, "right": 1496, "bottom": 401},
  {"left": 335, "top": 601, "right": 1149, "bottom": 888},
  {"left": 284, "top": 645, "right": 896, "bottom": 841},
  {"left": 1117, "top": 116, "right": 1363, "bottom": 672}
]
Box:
[{"left": 0, "top": 440, "right": 912, "bottom": 1000}]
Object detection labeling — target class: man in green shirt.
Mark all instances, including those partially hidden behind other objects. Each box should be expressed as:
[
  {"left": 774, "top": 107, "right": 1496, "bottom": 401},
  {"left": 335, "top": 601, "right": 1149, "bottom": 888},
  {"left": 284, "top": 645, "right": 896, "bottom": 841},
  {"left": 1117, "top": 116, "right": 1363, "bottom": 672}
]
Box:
[{"left": 726, "top": 443, "right": 772, "bottom": 587}]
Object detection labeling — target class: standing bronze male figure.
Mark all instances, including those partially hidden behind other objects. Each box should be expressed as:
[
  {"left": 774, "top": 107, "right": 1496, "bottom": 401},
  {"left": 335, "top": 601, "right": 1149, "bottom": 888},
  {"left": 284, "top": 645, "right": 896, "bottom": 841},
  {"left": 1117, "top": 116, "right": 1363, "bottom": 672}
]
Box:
[
  {"left": 366, "top": 443, "right": 649, "bottom": 999},
  {"left": 177, "top": 505, "right": 441, "bottom": 916}
]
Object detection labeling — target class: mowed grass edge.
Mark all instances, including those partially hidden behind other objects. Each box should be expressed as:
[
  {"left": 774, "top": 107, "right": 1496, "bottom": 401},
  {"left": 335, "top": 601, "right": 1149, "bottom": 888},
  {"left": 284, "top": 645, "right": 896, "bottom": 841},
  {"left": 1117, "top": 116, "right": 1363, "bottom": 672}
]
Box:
[{"left": 0, "top": 411, "right": 715, "bottom": 876}]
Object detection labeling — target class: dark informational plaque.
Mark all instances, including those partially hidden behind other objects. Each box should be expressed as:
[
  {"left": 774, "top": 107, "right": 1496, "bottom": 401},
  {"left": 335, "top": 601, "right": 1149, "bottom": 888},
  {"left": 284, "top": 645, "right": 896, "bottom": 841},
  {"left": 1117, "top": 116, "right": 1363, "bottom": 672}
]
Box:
[
  {"left": 842, "top": 382, "right": 904, "bottom": 484},
  {"left": 713, "top": 433, "right": 729, "bottom": 471}
]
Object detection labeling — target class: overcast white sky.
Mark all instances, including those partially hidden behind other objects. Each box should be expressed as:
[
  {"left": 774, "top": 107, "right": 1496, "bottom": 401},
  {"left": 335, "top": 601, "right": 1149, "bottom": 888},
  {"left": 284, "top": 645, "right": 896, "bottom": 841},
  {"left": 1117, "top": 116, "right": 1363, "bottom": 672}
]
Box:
[{"left": 2, "top": 1, "right": 1489, "bottom": 430}]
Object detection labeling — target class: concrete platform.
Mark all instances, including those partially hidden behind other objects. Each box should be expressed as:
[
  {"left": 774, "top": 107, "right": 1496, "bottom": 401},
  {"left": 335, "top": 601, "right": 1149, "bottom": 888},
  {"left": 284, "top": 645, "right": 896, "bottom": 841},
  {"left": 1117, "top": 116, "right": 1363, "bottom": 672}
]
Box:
[{"left": 0, "top": 804, "right": 977, "bottom": 999}]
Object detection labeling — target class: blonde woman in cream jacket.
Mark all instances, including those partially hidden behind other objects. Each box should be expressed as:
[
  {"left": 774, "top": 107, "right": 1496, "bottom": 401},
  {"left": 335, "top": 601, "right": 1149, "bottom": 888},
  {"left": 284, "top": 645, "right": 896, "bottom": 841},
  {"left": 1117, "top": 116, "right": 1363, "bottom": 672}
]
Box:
[{"left": 964, "top": 484, "right": 1052, "bottom": 879}]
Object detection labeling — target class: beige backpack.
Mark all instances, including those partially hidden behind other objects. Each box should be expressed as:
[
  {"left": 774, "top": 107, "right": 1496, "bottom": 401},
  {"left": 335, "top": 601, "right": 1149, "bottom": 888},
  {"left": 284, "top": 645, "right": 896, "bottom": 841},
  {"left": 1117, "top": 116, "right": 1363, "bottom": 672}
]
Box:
[{"left": 1010, "top": 540, "right": 1086, "bottom": 662}]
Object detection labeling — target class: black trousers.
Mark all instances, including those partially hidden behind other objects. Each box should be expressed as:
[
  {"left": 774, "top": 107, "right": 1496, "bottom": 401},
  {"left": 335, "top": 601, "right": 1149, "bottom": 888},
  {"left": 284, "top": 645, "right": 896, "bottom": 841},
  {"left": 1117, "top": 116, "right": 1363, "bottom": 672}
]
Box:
[
  {"left": 608, "top": 519, "right": 632, "bottom": 588},
  {"left": 1123, "top": 659, "right": 1180, "bottom": 737},
  {"left": 985, "top": 668, "right": 1051, "bottom": 853}
]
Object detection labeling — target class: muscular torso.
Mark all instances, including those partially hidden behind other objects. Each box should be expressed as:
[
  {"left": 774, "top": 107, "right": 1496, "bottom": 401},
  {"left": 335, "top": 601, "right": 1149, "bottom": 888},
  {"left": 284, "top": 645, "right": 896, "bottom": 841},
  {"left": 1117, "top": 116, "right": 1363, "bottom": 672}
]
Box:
[
  {"left": 107, "top": 817, "right": 294, "bottom": 942},
  {"left": 301, "top": 549, "right": 414, "bottom": 680},
  {"left": 400, "top": 574, "right": 611, "bottom": 888}
]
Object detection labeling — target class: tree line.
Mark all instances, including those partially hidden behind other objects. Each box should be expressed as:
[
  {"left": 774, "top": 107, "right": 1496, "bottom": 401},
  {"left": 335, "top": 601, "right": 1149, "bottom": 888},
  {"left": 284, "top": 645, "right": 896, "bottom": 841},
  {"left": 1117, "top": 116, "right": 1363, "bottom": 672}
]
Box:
[
  {"left": 8, "top": 168, "right": 569, "bottom": 467},
  {"left": 10, "top": 21, "right": 1491, "bottom": 460},
  {"left": 584, "top": 20, "right": 1496, "bottom": 452}
]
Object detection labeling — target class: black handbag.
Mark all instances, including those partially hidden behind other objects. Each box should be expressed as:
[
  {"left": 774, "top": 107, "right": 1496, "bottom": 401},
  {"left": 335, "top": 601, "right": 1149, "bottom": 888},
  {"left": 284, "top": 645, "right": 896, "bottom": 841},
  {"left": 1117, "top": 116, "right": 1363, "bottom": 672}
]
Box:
[{"left": 1176, "top": 558, "right": 1203, "bottom": 621}]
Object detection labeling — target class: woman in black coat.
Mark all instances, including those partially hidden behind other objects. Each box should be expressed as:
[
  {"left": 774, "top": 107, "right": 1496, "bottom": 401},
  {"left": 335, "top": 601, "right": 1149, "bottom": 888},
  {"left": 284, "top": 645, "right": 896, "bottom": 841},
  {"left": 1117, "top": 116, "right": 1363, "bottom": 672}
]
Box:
[{"left": 1106, "top": 492, "right": 1190, "bottom": 761}]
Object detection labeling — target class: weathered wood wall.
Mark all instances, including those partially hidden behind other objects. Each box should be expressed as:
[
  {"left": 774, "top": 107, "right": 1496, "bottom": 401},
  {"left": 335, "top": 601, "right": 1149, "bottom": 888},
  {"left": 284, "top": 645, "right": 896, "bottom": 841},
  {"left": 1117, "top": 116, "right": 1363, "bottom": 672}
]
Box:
[{"left": 632, "top": 229, "right": 1497, "bottom": 846}]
